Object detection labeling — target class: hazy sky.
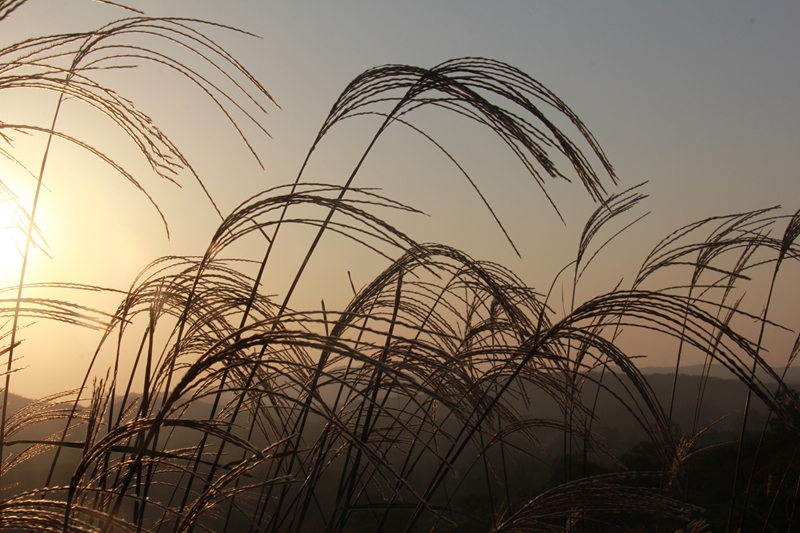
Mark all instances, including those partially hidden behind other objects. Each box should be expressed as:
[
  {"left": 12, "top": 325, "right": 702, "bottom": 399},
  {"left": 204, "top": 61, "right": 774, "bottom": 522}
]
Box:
[
  {"left": 2, "top": 0, "right": 799, "bottom": 395},
  {"left": 133, "top": 0, "right": 800, "bottom": 277}
]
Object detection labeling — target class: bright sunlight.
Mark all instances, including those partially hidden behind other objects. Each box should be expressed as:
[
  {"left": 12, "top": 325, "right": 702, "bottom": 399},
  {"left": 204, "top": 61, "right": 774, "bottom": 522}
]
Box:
[{"left": 0, "top": 211, "right": 24, "bottom": 287}]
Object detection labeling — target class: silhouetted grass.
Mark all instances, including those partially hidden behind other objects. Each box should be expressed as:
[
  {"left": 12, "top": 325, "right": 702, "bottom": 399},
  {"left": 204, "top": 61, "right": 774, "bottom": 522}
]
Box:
[{"left": 1, "top": 2, "right": 799, "bottom": 532}]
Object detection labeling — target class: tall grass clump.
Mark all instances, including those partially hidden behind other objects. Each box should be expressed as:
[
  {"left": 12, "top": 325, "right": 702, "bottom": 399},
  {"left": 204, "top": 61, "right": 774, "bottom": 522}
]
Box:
[{"left": 1, "top": 2, "right": 799, "bottom": 532}]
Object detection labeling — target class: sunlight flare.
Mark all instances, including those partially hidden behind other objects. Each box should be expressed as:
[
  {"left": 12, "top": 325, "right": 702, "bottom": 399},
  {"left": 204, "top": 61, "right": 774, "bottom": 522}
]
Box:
[{"left": 0, "top": 203, "right": 25, "bottom": 286}]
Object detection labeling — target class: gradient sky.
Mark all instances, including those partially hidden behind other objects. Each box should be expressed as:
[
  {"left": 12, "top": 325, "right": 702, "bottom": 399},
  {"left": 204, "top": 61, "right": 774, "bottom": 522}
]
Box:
[{"left": 2, "top": 0, "right": 799, "bottom": 395}]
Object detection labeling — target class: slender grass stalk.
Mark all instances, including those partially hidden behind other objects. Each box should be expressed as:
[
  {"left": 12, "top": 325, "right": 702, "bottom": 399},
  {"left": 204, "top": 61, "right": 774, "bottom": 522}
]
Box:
[
  {"left": 730, "top": 207, "right": 800, "bottom": 531},
  {"left": 1, "top": 73, "right": 70, "bottom": 489}
]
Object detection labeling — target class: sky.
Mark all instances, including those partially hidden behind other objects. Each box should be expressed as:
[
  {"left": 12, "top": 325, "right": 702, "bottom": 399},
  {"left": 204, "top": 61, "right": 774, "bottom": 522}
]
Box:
[{"left": 1, "top": 0, "right": 799, "bottom": 396}]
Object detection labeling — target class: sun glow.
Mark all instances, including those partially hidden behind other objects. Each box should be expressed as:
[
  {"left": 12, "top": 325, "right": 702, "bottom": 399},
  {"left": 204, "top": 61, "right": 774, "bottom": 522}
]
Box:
[
  {"left": 0, "top": 164, "right": 55, "bottom": 285},
  {"left": 0, "top": 186, "right": 28, "bottom": 287},
  {"left": 0, "top": 225, "right": 24, "bottom": 287}
]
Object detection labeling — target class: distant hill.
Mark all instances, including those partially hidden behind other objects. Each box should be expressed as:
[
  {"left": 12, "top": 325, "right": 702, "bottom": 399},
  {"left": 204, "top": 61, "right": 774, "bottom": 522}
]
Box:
[
  {"left": 639, "top": 363, "right": 800, "bottom": 385},
  {"left": 1, "top": 368, "right": 795, "bottom": 496}
]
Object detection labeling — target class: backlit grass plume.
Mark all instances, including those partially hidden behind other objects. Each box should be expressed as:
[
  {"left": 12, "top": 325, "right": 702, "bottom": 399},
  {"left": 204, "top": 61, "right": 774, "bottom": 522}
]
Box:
[{"left": 1, "top": 2, "right": 799, "bottom": 532}]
